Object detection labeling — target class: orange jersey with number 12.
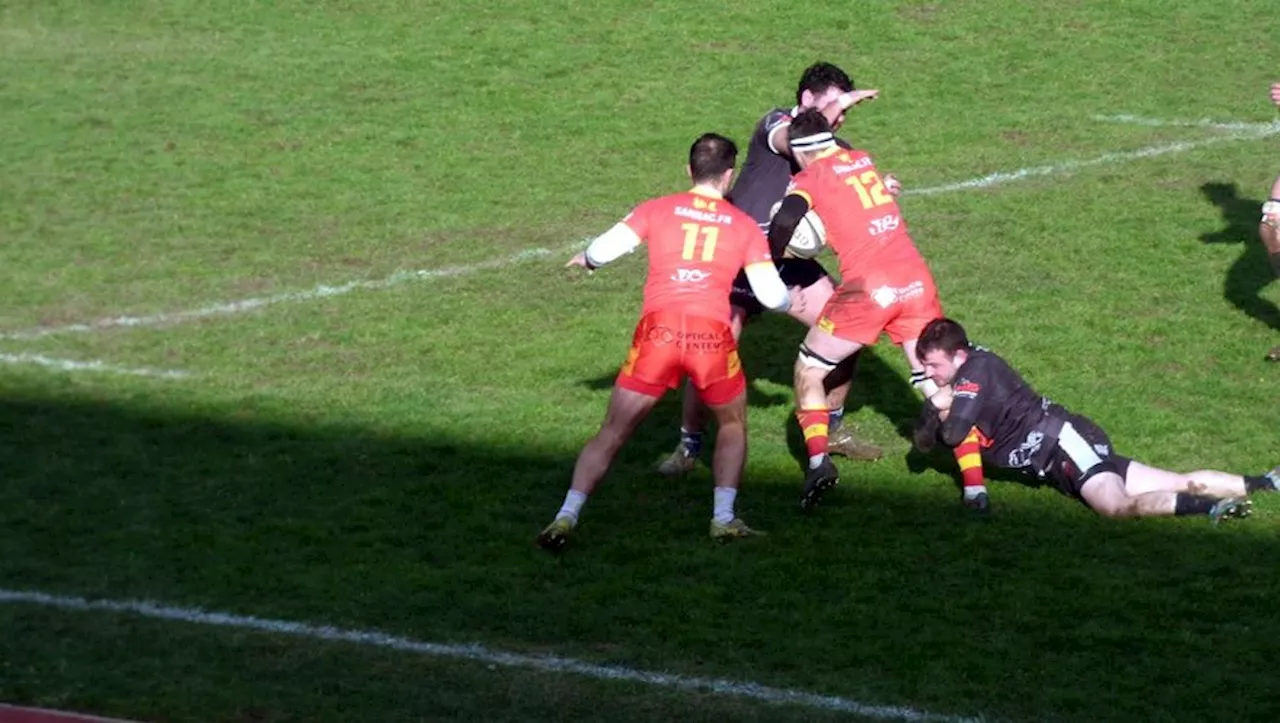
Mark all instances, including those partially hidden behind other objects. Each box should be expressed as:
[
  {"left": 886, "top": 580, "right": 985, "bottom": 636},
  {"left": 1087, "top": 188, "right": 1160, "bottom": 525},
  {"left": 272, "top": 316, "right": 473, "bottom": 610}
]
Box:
[
  {"left": 788, "top": 149, "right": 928, "bottom": 288},
  {"left": 622, "top": 189, "right": 774, "bottom": 322}
]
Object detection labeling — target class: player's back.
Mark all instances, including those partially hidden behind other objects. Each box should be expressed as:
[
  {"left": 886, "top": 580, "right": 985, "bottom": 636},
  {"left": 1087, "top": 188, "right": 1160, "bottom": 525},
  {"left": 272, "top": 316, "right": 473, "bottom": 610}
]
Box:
[
  {"left": 631, "top": 191, "right": 772, "bottom": 322},
  {"left": 793, "top": 149, "right": 927, "bottom": 284}
]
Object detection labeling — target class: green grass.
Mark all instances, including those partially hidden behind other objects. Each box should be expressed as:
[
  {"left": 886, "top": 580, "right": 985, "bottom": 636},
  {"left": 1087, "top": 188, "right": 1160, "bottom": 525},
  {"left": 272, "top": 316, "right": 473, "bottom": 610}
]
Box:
[{"left": 2, "top": 1, "right": 1279, "bottom": 721}]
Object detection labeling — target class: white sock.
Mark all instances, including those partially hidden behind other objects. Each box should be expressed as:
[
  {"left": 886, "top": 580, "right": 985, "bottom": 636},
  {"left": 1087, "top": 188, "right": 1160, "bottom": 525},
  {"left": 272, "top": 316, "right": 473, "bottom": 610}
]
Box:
[
  {"left": 713, "top": 486, "right": 737, "bottom": 525},
  {"left": 557, "top": 490, "right": 587, "bottom": 524},
  {"left": 963, "top": 485, "right": 989, "bottom": 500},
  {"left": 808, "top": 454, "right": 827, "bottom": 470}
]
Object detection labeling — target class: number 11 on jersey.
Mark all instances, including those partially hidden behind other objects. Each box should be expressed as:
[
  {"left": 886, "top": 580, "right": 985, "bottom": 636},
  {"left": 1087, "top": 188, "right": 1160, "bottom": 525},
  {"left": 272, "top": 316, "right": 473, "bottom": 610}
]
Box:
[{"left": 680, "top": 223, "right": 719, "bottom": 261}]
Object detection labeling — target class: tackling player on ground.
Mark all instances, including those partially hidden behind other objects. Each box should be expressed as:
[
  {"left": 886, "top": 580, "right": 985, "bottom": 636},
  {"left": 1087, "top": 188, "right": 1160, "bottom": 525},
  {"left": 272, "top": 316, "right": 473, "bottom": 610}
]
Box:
[
  {"left": 914, "top": 318, "right": 1277, "bottom": 522},
  {"left": 656, "top": 62, "right": 888, "bottom": 476},
  {"left": 1259, "top": 81, "right": 1280, "bottom": 362},
  {"left": 767, "top": 110, "right": 946, "bottom": 510},
  {"left": 536, "top": 133, "right": 792, "bottom": 552}
]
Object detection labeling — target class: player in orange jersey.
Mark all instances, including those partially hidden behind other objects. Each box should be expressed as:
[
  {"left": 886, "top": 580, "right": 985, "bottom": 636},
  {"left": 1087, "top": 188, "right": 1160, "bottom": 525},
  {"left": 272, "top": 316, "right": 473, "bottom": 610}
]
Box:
[
  {"left": 536, "top": 133, "right": 793, "bottom": 552},
  {"left": 1261, "top": 81, "right": 1280, "bottom": 361},
  {"left": 766, "top": 110, "right": 946, "bottom": 510}
]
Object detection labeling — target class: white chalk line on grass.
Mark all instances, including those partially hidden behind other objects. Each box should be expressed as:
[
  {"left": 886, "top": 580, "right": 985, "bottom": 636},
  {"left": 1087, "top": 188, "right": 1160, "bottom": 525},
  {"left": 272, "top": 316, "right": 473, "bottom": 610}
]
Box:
[
  {"left": 0, "top": 243, "right": 584, "bottom": 343},
  {"left": 907, "top": 120, "right": 1280, "bottom": 196},
  {"left": 1093, "top": 114, "right": 1279, "bottom": 132},
  {"left": 0, "top": 588, "right": 981, "bottom": 723},
  {"left": 0, "top": 352, "right": 189, "bottom": 379},
  {"left": 5, "top": 115, "right": 1277, "bottom": 344}
]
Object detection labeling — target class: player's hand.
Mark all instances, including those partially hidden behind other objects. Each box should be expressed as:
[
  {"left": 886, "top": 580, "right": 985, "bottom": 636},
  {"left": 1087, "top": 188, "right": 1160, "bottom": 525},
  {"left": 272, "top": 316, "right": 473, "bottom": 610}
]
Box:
[
  {"left": 565, "top": 252, "right": 593, "bottom": 272},
  {"left": 843, "top": 89, "right": 880, "bottom": 107},
  {"left": 884, "top": 173, "right": 902, "bottom": 196},
  {"left": 787, "top": 286, "right": 808, "bottom": 316},
  {"left": 1271, "top": 82, "right": 1280, "bottom": 107},
  {"left": 929, "top": 385, "right": 954, "bottom": 412}
]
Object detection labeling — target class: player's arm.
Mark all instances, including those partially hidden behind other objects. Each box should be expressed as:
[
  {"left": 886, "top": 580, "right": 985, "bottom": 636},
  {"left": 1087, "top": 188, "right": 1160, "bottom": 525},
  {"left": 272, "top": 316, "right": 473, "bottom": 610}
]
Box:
[
  {"left": 766, "top": 192, "right": 812, "bottom": 259},
  {"left": 566, "top": 222, "right": 642, "bottom": 270},
  {"left": 768, "top": 91, "right": 881, "bottom": 156},
  {"left": 742, "top": 226, "right": 792, "bottom": 313},
  {"left": 935, "top": 375, "right": 984, "bottom": 448}
]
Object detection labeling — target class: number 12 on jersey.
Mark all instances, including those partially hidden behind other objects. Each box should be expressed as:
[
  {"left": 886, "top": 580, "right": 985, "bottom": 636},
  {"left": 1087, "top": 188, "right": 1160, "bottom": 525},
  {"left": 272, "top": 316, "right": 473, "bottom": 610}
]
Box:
[
  {"left": 680, "top": 223, "right": 719, "bottom": 261},
  {"left": 846, "top": 171, "right": 893, "bottom": 210}
]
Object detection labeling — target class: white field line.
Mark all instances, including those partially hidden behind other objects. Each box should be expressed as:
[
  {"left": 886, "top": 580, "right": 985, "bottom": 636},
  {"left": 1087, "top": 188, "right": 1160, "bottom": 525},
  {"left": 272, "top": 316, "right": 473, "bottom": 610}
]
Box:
[
  {"left": 0, "top": 588, "right": 982, "bottom": 723},
  {"left": 4, "top": 117, "right": 1276, "bottom": 342},
  {"left": 0, "top": 242, "right": 587, "bottom": 343},
  {"left": 1093, "top": 114, "right": 1279, "bottom": 132},
  {"left": 0, "top": 352, "right": 189, "bottom": 379},
  {"left": 907, "top": 121, "right": 1280, "bottom": 196}
]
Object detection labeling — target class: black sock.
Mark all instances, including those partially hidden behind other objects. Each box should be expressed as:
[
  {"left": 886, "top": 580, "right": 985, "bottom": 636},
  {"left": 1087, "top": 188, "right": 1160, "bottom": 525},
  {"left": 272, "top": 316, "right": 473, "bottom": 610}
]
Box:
[
  {"left": 1174, "top": 493, "right": 1217, "bottom": 516},
  {"left": 1244, "top": 473, "right": 1278, "bottom": 493}
]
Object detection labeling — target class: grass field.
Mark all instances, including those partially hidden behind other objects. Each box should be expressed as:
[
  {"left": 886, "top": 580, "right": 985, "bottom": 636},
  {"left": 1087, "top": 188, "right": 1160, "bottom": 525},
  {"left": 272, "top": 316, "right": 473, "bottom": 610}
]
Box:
[{"left": 2, "top": 1, "right": 1279, "bottom": 721}]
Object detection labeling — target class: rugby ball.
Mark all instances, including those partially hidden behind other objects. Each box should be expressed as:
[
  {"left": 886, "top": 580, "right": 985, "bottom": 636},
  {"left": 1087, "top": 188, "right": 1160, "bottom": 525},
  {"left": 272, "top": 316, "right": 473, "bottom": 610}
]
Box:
[{"left": 786, "top": 210, "right": 827, "bottom": 259}]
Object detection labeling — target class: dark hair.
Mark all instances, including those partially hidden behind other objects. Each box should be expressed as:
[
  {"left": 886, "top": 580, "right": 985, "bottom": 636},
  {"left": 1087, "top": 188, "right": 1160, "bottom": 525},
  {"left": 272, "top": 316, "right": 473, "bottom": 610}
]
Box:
[
  {"left": 688, "top": 133, "right": 738, "bottom": 183},
  {"left": 787, "top": 109, "right": 833, "bottom": 143},
  {"left": 795, "top": 62, "right": 855, "bottom": 106},
  {"left": 916, "top": 318, "right": 972, "bottom": 360}
]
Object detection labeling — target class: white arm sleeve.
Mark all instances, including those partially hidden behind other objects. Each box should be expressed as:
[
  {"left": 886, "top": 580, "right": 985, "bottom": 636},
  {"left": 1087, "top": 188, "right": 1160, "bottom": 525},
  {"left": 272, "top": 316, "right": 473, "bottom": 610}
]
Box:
[
  {"left": 584, "top": 223, "right": 642, "bottom": 268},
  {"left": 744, "top": 262, "right": 792, "bottom": 313}
]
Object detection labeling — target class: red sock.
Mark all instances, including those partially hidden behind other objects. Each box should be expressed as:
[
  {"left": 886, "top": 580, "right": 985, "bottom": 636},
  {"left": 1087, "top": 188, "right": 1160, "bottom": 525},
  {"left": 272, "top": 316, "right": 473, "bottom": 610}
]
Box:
[
  {"left": 796, "top": 407, "right": 830, "bottom": 458},
  {"left": 954, "top": 427, "right": 986, "bottom": 492}
]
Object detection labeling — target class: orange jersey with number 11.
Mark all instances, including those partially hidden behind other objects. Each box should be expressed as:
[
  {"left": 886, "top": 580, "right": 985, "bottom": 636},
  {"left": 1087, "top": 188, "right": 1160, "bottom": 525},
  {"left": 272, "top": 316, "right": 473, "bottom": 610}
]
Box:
[{"left": 622, "top": 189, "right": 774, "bottom": 322}]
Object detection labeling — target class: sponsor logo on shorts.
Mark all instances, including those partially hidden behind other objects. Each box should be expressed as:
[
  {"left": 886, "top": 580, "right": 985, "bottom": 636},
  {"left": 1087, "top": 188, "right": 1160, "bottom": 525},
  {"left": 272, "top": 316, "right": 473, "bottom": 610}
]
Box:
[
  {"left": 671, "top": 268, "right": 712, "bottom": 283},
  {"left": 727, "top": 350, "right": 742, "bottom": 377},
  {"left": 869, "top": 281, "right": 925, "bottom": 309},
  {"left": 1008, "top": 430, "right": 1044, "bottom": 470},
  {"left": 646, "top": 326, "right": 676, "bottom": 345},
  {"left": 954, "top": 380, "right": 981, "bottom": 398},
  {"left": 647, "top": 325, "right": 730, "bottom": 353}
]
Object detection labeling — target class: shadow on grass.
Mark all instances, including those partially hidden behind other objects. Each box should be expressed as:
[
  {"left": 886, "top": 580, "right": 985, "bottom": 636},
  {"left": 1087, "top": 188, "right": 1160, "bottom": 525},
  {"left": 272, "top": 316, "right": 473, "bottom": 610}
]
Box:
[
  {"left": 0, "top": 391, "right": 1277, "bottom": 723},
  {"left": 1198, "top": 181, "right": 1280, "bottom": 334}
]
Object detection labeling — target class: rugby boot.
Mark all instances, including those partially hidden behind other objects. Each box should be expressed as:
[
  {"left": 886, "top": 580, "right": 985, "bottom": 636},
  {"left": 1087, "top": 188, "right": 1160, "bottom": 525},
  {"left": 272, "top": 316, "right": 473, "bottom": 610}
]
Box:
[
  {"left": 962, "top": 491, "right": 991, "bottom": 515},
  {"left": 536, "top": 517, "right": 575, "bottom": 552},
  {"left": 1209, "top": 497, "right": 1252, "bottom": 526},
  {"left": 710, "top": 518, "right": 765, "bottom": 541},
  {"left": 827, "top": 423, "right": 885, "bottom": 461},
  {"left": 656, "top": 444, "right": 698, "bottom": 476},
  {"left": 800, "top": 455, "right": 840, "bottom": 511},
  {"left": 1267, "top": 345, "right": 1280, "bottom": 362}
]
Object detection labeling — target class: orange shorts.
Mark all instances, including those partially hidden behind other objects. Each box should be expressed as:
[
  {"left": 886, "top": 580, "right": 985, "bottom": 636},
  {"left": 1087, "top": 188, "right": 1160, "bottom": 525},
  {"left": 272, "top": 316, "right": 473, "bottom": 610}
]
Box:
[
  {"left": 616, "top": 310, "right": 745, "bottom": 406},
  {"left": 815, "top": 276, "right": 943, "bottom": 345}
]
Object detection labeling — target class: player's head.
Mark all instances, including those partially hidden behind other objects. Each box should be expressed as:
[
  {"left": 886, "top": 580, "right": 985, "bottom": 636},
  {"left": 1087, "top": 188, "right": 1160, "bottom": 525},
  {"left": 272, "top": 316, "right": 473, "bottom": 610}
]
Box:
[
  {"left": 687, "top": 132, "right": 738, "bottom": 191},
  {"left": 787, "top": 110, "right": 837, "bottom": 169},
  {"left": 916, "top": 318, "right": 973, "bottom": 386},
  {"left": 796, "top": 62, "right": 854, "bottom": 127}
]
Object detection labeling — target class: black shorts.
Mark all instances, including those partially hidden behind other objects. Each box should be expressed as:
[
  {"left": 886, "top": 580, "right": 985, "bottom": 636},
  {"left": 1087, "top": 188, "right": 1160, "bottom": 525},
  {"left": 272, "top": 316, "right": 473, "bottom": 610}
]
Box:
[
  {"left": 729, "top": 259, "right": 829, "bottom": 317},
  {"left": 1041, "top": 414, "right": 1132, "bottom": 500}
]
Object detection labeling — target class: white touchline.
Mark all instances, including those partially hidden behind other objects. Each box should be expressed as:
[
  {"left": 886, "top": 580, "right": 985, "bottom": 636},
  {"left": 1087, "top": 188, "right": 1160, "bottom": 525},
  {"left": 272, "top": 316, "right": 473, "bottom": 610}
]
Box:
[
  {"left": 4, "top": 117, "right": 1277, "bottom": 342},
  {"left": 0, "top": 352, "right": 189, "bottom": 379},
  {"left": 1093, "top": 114, "right": 1279, "bottom": 132},
  {"left": 0, "top": 588, "right": 980, "bottom": 723},
  {"left": 908, "top": 122, "right": 1280, "bottom": 196},
  {"left": 0, "top": 242, "right": 588, "bottom": 342}
]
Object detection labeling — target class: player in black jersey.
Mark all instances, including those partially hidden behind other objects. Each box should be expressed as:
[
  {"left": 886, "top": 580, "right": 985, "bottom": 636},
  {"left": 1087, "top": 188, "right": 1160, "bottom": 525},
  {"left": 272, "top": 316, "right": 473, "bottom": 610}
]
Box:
[
  {"left": 656, "top": 62, "right": 889, "bottom": 475},
  {"left": 914, "top": 318, "right": 1277, "bottom": 523}
]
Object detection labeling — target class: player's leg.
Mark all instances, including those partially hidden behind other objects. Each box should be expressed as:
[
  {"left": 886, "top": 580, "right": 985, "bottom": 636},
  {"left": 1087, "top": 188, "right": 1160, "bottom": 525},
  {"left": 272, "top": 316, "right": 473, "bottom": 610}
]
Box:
[
  {"left": 1123, "top": 461, "right": 1280, "bottom": 498},
  {"left": 1080, "top": 471, "right": 1250, "bottom": 523},
  {"left": 656, "top": 305, "right": 749, "bottom": 476},
  {"left": 1260, "top": 178, "right": 1280, "bottom": 361},
  {"left": 785, "top": 265, "right": 882, "bottom": 460},
  {"left": 703, "top": 386, "right": 763, "bottom": 540},
  {"left": 537, "top": 384, "right": 664, "bottom": 551},
  {"left": 795, "top": 325, "right": 866, "bottom": 510}
]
